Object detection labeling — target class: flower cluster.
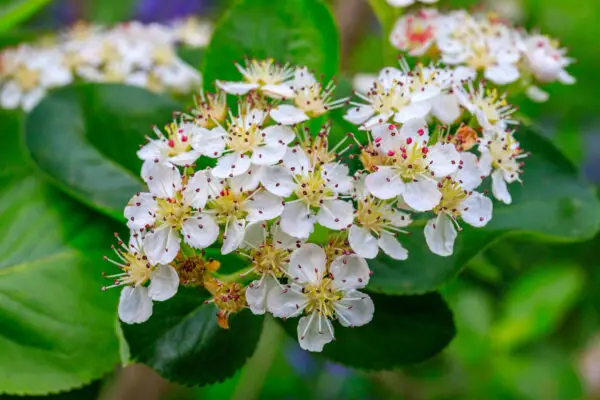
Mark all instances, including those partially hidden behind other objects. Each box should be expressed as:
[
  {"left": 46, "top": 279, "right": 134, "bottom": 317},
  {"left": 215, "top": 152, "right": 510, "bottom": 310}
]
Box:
[
  {"left": 104, "top": 58, "right": 527, "bottom": 353},
  {"left": 0, "top": 18, "right": 211, "bottom": 111},
  {"left": 389, "top": 9, "right": 575, "bottom": 102}
]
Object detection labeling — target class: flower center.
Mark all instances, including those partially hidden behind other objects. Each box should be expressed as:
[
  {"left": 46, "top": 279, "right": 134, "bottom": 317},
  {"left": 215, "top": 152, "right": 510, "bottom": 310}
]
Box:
[
  {"left": 227, "top": 120, "right": 262, "bottom": 154},
  {"left": 467, "top": 44, "right": 497, "bottom": 69},
  {"left": 370, "top": 83, "right": 410, "bottom": 115},
  {"left": 121, "top": 251, "right": 153, "bottom": 286},
  {"left": 356, "top": 197, "right": 391, "bottom": 234},
  {"left": 304, "top": 277, "right": 342, "bottom": 318},
  {"left": 152, "top": 45, "right": 175, "bottom": 65},
  {"left": 250, "top": 244, "right": 290, "bottom": 278},
  {"left": 390, "top": 142, "right": 430, "bottom": 181},
  {"left": 323, "top": 234, "right": 351, "bottom": 263},
  {"left": 489, "top": 134, "right": 522, "bottom": 176},
  {"left": 406, "top": 20, "right": 434, "bottom": 45},
  {"left": 295, "top": 170, "right": 332, "bottom": 208},
  {"left": 163, "top": 122, "right": 192, "bottom": 157},
  {"left": 192, "top": 91, "right": 228, "bottom": 128},
  {"left": 208, "top": 188, "right": 248, "bottom": 223},
  {"left": 433, "top": 180, "right": 467, "bottom": 217},
  {"left": 242, "top": 59, "right": 290, "bottom": 86},
  {"left": 14, "top": 66, "right": 40, "bottom": 91},
  {"left": 156, "top": 195, "right": 193, "bottom": 229},
  {"left": 294, "top": 84, "right": 328, "bottom": 117}
]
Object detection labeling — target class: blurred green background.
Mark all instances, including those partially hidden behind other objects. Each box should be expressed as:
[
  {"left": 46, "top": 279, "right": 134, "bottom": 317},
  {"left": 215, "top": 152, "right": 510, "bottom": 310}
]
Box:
[{"left": 2, "top": 0, "right": 599, "bottom": 399}]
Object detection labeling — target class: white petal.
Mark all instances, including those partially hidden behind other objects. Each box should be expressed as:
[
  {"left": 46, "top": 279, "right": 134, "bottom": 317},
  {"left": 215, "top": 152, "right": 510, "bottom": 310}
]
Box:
[
  {"left": 387, "top": 208, "right": 412, "bottom": 227},
  {"left": 283, "top": 146, "right": 310, "bottom": 174},
  {"left": 144, "top": 163, "right": 182, "bottom": 199},
  {"left": 330, "top": 254, "right": 371, "bottom": 290},
  {"left": 403, "top": 179, "right": 441, "bottom": 211},
  {"left": 241, "top": 221, "right": 267, "bottom": 249},
  {"left": 231, "top": 164, "right": 263, "bottom": 193},
  {"left": 378, "top": 231, "right": 408, "bottom": 260},
  {"left": 181, "top": 214, "right": 219, "bottom": 249},
  {"left": 424, "top": 214, "right": 457, "bottom": 257},
  {"left": 455, "top": 152, "right": 483, "bottom": 191},
  {"left": 335, "top": 290, "right": 374, "bottom": 327},
  {"left": 262, "top": 83, "right": 295, "bottom": 99},
  {"left": 21, "top": 87, "right": 45, "bottom": 111},
  {"left": 411, "top": 86, "right": 441, "bottom": 102},
  {"left": 558, "top": 70, "right": 575, "bottom": 85},
  {"left": 245, "top": 191, "right": 284, "bottom": 223},
  {"left": 144, "top": 226, "right": 181, "bottom": 264},
  {"left": 216, "top": 80, "right": 259, "bottom": 95},
  {"left": 364, "top": 168, "right": 404, "bottom": 200},
  {"left": 118, "top": 286, "right": 153, "bottom": 324},
  {"left": 316, "top": 199, "right": 354, "bottom": 230},
  {"left": 461, "top": 192, "right": 493, "bottom": 227},
  {"left": 125, "top": 192, "right": 158, "bottom": 230},
  {"left": 348, "top": 225, "right": 379, "bottom": 259},
  {"left": 344, "top": 105, "right": 374, "bottom": 125},
  {"left": 492, "top": 169, "right": 512, "bottom": 204},
  {"left": 399, "top": 117, "right": 429, "bottom": 144},
  {"left": 525, "top": 85, "right": 549, "bottom": 103},
  {"left": 386, "top": 0, "right": 414, "bottom": 6},
  {"left": 191, "top": 126, "right": 226, "bottom": 158},
  {"left": 251, "top": 144, "right": 287, "bottom": 166},
  {"left": 281, "top": 201, "right": 315, "bottom": 239},
  {"left": 270, "top": 104, "right": 309, "bottom": 125},
  {"left": 288, "top": 243, "right": 327, "bottom": 284},
  {"left": 222, "top": 217, "right": 246, "bottom": 254},
  {"left": 246, "top": 276, "right": 278, "bottom": 315},
  {"left": 484, "top": 64, "right": 520, "bottom": 85},
  {"left": 168, "top": 150, "right": 201, "bottom": 167},
  {"left": 321, "top": 163, "right": 353, "bottom": 193},
  {"left": 212, "top": 152, "right": 252, "bottom": 178},
  {"left": 148, "top": 265, "right": 179, "bottom": 301},
  {"left": 261, "top": 165, "right": 296, "bottom": 197},
  {"left": 428, "top": 143, "right": 460, "bottom": 177},
  {"left": 268, "top": 284, "right": 307, "bottom": 318},
  {"left": 431, "top": 94, "right": 461, "bottom": 124},
  {"left": 183, "top": 171, "right": 209, "bottom": 209},
  {"left": 393, "top": 101, "right": 431, "bottom": 123},
  {"left": 137, "top": 140, "right": 165, "bottom": 162},
  {"left": 372, "top": 123, "right": 402, "bottom": 152},
  {"left": 352, "top": 73, "right": 376, "bottom": 94},
  {"left": 298, "top": 313, "right": 334, "bottom": 352},
  {"left": 272, "top": 223, "right": 301, "bottom": 250},
  {"left": 0, "top": 81, "right": 22, "bottom": 109},
  {"left": 363, "top": 110, "right": 394, "bottom": 130},
  {"left": 262, "top": 125, "right": 295, "bottom": 146}
]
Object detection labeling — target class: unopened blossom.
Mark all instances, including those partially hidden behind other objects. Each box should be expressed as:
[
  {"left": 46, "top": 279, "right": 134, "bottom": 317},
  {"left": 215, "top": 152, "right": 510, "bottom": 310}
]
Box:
[
  {"left": 103, "top": 233, "right": 179, "bottom": 324},
  {"left": 203, "top": 277, "right": 247, "bottom": 329},
  {"left": 242, "top": 221, "right": 301, "bottom": 314},
  {"left": 348, "top": 174, "right": 412, "bottom": 260},
  {"left": 364, "top": 119, "right": 460, "bottom": 211},
  {"left": 270, "top": 67, "right": 348, "bottom": 125},
  {"left": 261, "top": 130, "right": 354, "bottom": 239},
  {"left": 211, "top": 106, "right": 295, "bottom": 180},
  {"left": 522, "top": 35, "right": 575, "bottom": 85},
  {"left": 217, "top": 58, "right": 295, "bottom": 99},
  {"left": 268, "top": 244, "right": 374, "bottom": 352},
  {"left": 479, "top": 130, "right": 526, "bottom": 204},
  {"left": 390, "top": 8, "right": 439, "bottom": 56}
]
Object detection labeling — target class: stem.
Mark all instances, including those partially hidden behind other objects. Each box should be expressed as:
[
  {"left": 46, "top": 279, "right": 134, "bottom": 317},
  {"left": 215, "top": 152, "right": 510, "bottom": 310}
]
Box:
[{"left": 231, "top": 315, "right": 284, "bottom": 400}]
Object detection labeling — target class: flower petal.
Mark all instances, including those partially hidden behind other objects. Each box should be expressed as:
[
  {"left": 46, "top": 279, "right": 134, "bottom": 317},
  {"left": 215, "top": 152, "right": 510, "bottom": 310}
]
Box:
[
  {"left": 144, "top": 163, "right": 182, "bottom": 198},
  {"left": 272, "top": 223, "right": 301, "bottom": 250},
  {"left": 181, "top": 214, "right": 219, "bottom": 249},
  {"left": 403, "top": 179, "right": 441, "bottom": 211},
  {"left": 241, "top": 221, "right": 266, "bottom": 249},
  {"left": 270, "top": 104, "right": 309, "bottom": 125},
  {"left": 183, "top": 171, "right": 209, "bottom": 209},
  {"left": 321, "top": 163, "right": 353, "bottom": 193},
  {"left": 492, "top": 169, "right": 512, "bottom": 204},
  {"left": 144, "top": 225, "right": 181, "bottom": 264},
  {"left": 455, "top": 152, "right": 483, "bottom": 191},
  {"left": 261, "top": 165, "right": 296, "bottom": 197},
  {"left": 525, "top": 85, "right": 549, "bottom": 103},
  {"left": 431, "top": 93, "right": 461, "bottom": 124},
  {"left": 216, "top": 80, "right": 259, "bottom": 95},
  {"left": 231, "top": 164, "right": 263, "bottom": 192},
  {"left": 288, "top": 243, "right": 327, "bottom": 284},
  {"left": 399, "top": 117, "right": 429, "bottom": 144},
  {"left": 460, "top": 192, "right": 493, "bottom": 227},
  {"left": 335, "top": 290, "right": 374, "bottom": 327},
  {"left": 268, "top": 283, "right": 307, "bottom": 318},
  {"left": 262, "top": 83, "right": 295, "bottom": 99},
  {"left": 125, "top": 192, "right": 158, "bottom": 231},
  {"left": 118, "top": 286, "right": 153, "bottom": 324},
  {"left": 393, "top": 101, "right": 431, "bottom": 123},
  {"left": 344, "top": 105, "right": 374, "bottom": 125},
  {"left": 251, "top": 144, "right": 287, "bottom": 166},
  {"left": 245, "top": 191, "right": 284, "bottom": 223},
  {"left": 364, "top": 168, "right": 404, "bottom": 200},
  {"left": 191, "top": 126, "right": 226, "bottom": 158},
  {"left": 297, "top": 313, "right": 334, "bottom": 352},
  {"left": 246, "top": 276, "right": 278, "bottom": 315},
  {"left": 484, "top": 64, "right": 520, "bottom": 85},
  {"left": 222, "top": 217, "right": 247, "bottom": 254},
  {"left": 378, "top": 231, "right": 408, "bottom": 260},
  {"left": 330, "top": 254, "right": 371, "bottom": 290},
  {"left": 424, "top": 214, "right": 457, "bottom": 257},
  {"left": 148, "top": 265, "right": 179, "bottom": 301},
  {"left": 316, "top": 199, "right": 354, "bottom": 230},
  {"left": 262, "top": 125, "right": 295, "bottom": 146},
  {"left": 283, "top": 145, "right": 310, "bottom": 174},
  {"left": 428, "top": 143, "right": 460, "bottom": 177},
  {"left": 281, "top": 201, "right": 315, "bottom": 239},
  {"left": 212, "top": 152, "right": 252, "bottom": 178},
  {"left": 348, "top": 225, "right": 379, "bottom": 259}
]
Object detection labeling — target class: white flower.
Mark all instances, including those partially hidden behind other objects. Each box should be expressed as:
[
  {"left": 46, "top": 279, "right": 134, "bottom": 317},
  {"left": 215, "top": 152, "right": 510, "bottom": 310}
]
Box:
[
  {"left": 270, "top": 67, "right": 348, "bottom": 125},
  {"left": 386, "top": 0, "right": 439, "bottom": 6},
  {"left": 211, "top": 106, "right": 295, "bottom": 180},
  {"left": 455, "top": 81, "right": 516, "bottom": 131},
  {"left": 125, "top": 164, "right": 220, "bottom": 264},
  {"left": 424, "top": 178, "right": 493, "bottom": 256},
  {"left": 364, "top": 119, "right": 460, "bottom": 211},
  {"left": 479, "top": 130, "right": 526, "bottom": 204},
  {"left": 390, "top": 9, "right": 439, "bottom": 56},
  {"left": 172, "top": 17, "right": 212, "bottom": 47},
  {"left": 138, "top": 121, "right": 204, "bottom": 174},
  {"left": 242, "top": 221, "right": 301, "bottom": 315},
  {"left": 103, "top": 233, "right": 179, "bottom": 324},
  {"left": 217, "top": 59, "right": 295, "bottom": 99},
  {"left": 262, "top": 144, "right": 354, "bottom": 239},
  {"left": 522, "top": 35, "right": 575, "bottom": 84},
  {"left": 348, "top": 174, "right": 412, "bottom": 260},
  {"left": 268, "top": 244, "right": 374, "bottom": 352}
]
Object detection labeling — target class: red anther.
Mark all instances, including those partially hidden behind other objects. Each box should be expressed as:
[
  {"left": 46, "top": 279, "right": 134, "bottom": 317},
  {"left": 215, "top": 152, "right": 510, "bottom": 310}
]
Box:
[
  {"left": 167, "top": 139, "right": 175, "bottom": 148},
  {"left": 388, "top": 124, "right": 395, "bottom": 130},
  {"left": 387, "top": 150, "right": 396, "bottom": 156},
  {"left": 374, "top": 137, "right": 383, "bottom": 143},
  {"left": 417, "top": 129, "right": 425, "bottom": 136},
  {"left": 181, "top": 136, "right": 188, "bottom": 142},
  {"left": 406, "top": 137, "right": 413, "bottom": 145},
  {"left": 422, "top": 147, "right": 429, "bottom": 154}
]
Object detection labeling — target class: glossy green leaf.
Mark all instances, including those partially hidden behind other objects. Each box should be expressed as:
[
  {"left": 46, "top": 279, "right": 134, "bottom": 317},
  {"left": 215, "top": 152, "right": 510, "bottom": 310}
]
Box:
[
  {"left": 492, "top": 264, "right": 584, "bottom": 350},
  {"left": 0, "top": 0, "right": 50, "bottom": 33},
  {"left": 178, "top": 46, "right": 204, "bottom": 71},
  {"left": 282, "top": 292, "right": 455, "bottom": 370},
  {"left": 368, "top": 128, "right": 600, "bottom": 295},
  {"left": 24, "top": 84, "right": 180, "bottom": 221},
  {"left": 85, "top": 0, "right": 136, "bottom": 23},
  {"left": 203, "top": 0, "right": 339, "bottom": 88},
  {"left": 122, "top": 287, "right": 263, "bottom": 386},
  {"left": 0, "top": 110, "right": 120, "bottom": 395}
]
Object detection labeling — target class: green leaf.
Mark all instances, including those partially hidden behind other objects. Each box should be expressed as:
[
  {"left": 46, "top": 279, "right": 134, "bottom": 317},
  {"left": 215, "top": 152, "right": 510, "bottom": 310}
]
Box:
[
  {"left": 367, "top": 0, "right": 403, "bottom": 65},
  {"left": 0, "top": 0, "right": 51, "bottom": 33},
  {"left": 85, "top": 0, "right": 137, "bottom": 23},
  {"left": 202, "top": 0, "right": 339, "bottom": 88},
  {"left": 0, "top": 110, "right": 120, "bottom": 395},
  {"left": 178, "top": 46, "right": 204, "bottom": 72},
  {"left": 122, "top": 287, "right": 263, "bottom": 386},
  {"left": 282, "top": 292, "right": 455, "bottom": 370},
  {"left": 23, "top": 84, "right": 180, "bottom": 221},
  {"left": 368, "top": 127, "right": 600, "bottom": 295},
  {"left": 491, "top": 264, "right": 584, "bottom": 350}
]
